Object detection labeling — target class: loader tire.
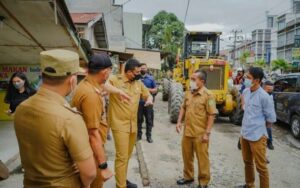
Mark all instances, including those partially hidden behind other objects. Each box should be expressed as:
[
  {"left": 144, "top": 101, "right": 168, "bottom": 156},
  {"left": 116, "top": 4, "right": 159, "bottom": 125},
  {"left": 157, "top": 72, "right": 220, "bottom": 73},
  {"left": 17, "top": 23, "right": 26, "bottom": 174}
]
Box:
[
  {"left": 169, "top": 83, "right": 184, "bottom": 124},
  {"left": 162, "top": 78, "right": 170, "bottom": 101}
]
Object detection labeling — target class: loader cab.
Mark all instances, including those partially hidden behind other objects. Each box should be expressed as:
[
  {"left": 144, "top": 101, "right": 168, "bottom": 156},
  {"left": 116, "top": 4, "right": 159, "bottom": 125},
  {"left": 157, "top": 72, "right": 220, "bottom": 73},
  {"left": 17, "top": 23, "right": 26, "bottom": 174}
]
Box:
[{"left": 183, "top": 32, "right": 221, "bottom": 58}]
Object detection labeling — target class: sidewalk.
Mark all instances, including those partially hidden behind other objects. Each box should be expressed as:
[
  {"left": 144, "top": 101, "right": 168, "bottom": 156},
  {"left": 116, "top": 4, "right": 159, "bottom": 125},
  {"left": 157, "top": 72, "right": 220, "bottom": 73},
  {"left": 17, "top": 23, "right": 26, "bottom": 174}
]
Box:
[
  {"left": 0, "top": 126, "right": 143, "bottom": 187},
  {"left": 0, "top": 121, "right": 19, "bottom": 171}
]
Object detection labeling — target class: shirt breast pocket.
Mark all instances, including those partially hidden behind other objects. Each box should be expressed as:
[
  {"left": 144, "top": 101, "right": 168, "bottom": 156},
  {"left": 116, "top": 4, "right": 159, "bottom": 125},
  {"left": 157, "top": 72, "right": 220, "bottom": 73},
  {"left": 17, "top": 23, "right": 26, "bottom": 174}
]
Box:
[
  {"left": 250, "top": 103, "right": 261, "bottom": 112},
  {"left": 194, "top": 101, "right": 206, "bottom": 113}
]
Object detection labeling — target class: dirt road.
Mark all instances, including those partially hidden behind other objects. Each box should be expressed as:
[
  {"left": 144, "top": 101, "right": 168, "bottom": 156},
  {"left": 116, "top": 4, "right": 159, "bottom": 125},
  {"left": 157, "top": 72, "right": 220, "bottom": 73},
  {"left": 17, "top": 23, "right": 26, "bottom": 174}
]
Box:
[{"left": 140, "top": 93, "right": 300, "bottom": 188}]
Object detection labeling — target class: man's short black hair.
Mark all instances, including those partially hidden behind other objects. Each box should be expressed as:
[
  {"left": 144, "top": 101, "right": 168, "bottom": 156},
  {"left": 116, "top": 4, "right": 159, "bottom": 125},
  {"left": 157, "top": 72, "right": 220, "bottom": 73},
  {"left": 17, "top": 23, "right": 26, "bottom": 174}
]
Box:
[
  {"left": 248, "top": 67, "right": 264, "bottom": 82},
  {"left": 125, "top": 58, "right": 141, "bottom": 72},
  {"left": 140, "top": 63, "right": 147, "bottom": 67},
  {"left": 264, "top": 80, "right": 274, "bottom": 86},
  {"left": 195, "top": 69, "right": 207, "bottom": 83}
]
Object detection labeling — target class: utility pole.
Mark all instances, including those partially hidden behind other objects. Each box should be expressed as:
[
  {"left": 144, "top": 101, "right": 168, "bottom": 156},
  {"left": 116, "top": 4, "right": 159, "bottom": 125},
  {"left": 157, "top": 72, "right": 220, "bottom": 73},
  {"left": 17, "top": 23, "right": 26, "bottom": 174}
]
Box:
[{"left": 229, "top": 30, "right": 243, "bottom": 68}]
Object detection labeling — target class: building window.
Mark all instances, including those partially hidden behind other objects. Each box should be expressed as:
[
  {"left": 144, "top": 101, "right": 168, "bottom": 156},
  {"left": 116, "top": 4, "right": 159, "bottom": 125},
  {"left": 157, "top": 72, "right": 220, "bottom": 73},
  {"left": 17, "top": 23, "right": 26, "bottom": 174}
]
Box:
[
  {"left": 267, "top": 17, "right": 274, "bottom": 28},
  {"left": 286, "top": 30, "right": 295, "bottom": 45},
  {"left": 286, "top": 49, "right": 292, "bottom": 62},
  {"left": 257, "top": 31, "right": 263, "bottom": 41},
  {"left": 278, "top": 34, "right": 286, "bottom": 47},
  {"left": 278, "top": 20, "right": 285, "bottom": 30},
  {"left": 257, "top": 43, "right": 263, "bottom": 54},
  {"left": 265, "top": 43, "right": 271, "bottom": 52},
  {"left": 294, "top": 1, "right": 300, "bottom": 13},
  {"left": 265, "top": 32, "right": 271, "bottom": 41}
]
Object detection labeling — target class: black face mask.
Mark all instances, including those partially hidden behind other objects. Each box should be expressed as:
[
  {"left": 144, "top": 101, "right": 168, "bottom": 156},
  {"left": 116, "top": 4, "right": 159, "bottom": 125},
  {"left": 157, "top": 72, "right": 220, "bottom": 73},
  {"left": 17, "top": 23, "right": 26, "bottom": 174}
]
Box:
[
  {"left": 267, "top": 92, "right": 273, "bottom": 96},
  {"left": 133, "top": 74, "right": 142, "bottom": 81},
  {"left": 141, "top": 70, "right": 146, "bottom": 75}
]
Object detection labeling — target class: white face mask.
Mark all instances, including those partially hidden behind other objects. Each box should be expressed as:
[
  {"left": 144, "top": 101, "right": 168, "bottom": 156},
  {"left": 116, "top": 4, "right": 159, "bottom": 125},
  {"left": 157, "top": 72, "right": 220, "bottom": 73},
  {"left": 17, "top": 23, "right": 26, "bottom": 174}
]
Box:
[
  {"left": 190, "top": 81, "right": 198, "bottom": 91},
  {"left": 65, "top": 76, "right": 77, "bottom": 102}
]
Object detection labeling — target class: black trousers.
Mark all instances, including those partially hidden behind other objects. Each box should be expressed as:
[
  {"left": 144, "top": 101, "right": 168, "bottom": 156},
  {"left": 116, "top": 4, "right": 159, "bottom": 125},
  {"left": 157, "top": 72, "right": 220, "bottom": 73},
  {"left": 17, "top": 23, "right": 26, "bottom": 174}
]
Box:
[{"left": 137, "top": 103, "right": 154, "bottom": 138}]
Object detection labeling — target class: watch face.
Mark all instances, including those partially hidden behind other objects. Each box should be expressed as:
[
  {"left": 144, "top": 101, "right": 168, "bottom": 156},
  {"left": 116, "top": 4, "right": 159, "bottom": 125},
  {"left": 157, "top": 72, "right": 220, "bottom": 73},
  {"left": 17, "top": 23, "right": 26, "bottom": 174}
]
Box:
[{"left": 99, "top": 162, "right": 108, "bottom": 169}]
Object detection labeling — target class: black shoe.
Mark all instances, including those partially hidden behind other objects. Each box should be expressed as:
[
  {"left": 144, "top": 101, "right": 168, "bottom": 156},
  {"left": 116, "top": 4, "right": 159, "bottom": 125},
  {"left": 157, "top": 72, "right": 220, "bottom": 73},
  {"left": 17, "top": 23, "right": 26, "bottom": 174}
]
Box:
[
  {"left": 237, "top": 139, "right": 241, "bottom": 150},
  {"left": 234, "top": 185, "right": 247, "bottom": 188},
  {"left": 126, "top": 180, "right": 137, "bottom": 188},
  {"left": 147, "top": 137, "right": 153, "bottom": 143},
  {"left": 137, "top": 135, "right": 142, "bottom": 141},
  {"left": 267, "top": 142, "right": 274, "bottom": 150},
  {"left": 197, "top": 185, "right": 208, "bottom": 188},
  {"left": 176, "top": 178, "right": 194, "bottom": 185},
  {"left": 107, "top": 134, "right": 112, "bottom": 141}
]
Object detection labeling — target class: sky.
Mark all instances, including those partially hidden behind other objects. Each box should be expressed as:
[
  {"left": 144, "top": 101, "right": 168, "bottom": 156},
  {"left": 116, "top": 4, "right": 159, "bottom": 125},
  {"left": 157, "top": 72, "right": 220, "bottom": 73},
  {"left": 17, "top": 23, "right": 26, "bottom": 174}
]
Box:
[{"left": 122, "top": 0, "right": 291, "bottom": 49}]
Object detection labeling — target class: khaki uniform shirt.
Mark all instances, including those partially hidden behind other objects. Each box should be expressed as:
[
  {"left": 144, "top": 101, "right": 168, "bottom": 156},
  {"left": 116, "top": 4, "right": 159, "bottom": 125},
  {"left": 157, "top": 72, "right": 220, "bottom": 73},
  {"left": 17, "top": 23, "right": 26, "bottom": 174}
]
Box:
[
  {"left": 108, "top": 74, "right": 150, "bottom": 133},
  {"left": 72, "top": 76, "right": 108, "bottom": 143},
  {"left": 182, "top": 87, "right": 217, "bottom": 137},
  {"left": 14, "top": 87, "right": 93, "bottom": 188}
]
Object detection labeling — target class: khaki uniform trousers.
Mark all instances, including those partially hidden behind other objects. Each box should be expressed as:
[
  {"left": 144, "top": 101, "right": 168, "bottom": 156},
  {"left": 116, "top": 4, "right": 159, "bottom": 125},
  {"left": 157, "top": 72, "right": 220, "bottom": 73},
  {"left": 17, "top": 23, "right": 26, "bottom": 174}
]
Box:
[
  {"left": 112, "top": 130, "right": 137, "bottom": 188},
  {"left": 241, "top": 136, "right": 269, "bottom": 188},
  {"left": 182, "top": 135, "right": 210, "bottom": 185}
]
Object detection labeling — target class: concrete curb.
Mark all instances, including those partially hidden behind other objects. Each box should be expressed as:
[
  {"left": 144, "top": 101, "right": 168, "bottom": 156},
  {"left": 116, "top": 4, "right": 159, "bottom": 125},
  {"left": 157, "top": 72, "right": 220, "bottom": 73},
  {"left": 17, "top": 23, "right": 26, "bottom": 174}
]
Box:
[
  {"left": 135, "top": 141, "right": 150, "bottom": 187},
  {"left": 5, "top": 153, "right": 21, "bottom": 173}
]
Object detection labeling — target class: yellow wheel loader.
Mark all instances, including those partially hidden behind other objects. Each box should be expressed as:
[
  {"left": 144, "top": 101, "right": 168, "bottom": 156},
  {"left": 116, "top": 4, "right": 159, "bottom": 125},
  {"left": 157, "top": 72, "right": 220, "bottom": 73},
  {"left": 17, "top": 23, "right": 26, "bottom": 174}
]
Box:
[{"left": 164, "top": 31, "right": 239, "bottom": 123}]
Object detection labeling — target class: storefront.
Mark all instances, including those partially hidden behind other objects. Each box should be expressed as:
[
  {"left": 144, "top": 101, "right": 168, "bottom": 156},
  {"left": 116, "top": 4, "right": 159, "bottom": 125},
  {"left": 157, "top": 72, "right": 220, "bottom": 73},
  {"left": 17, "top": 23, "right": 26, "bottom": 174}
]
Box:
[{"left": 0, "top": 0, "right": 88, "bottom": 121}]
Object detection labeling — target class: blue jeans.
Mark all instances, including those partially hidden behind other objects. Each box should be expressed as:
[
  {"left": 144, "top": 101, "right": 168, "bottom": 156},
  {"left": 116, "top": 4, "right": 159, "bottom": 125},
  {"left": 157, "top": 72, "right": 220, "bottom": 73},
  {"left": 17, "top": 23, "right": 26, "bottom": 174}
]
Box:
[{"left": 267, "top": 127, "right": 273, "bottom": 143}]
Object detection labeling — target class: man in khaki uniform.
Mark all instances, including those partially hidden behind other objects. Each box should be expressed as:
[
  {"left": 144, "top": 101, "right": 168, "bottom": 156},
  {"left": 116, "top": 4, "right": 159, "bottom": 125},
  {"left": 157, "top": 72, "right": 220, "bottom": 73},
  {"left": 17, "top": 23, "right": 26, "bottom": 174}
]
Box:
[
  {"left": 72, "top": 54, "right": 130, "bottom": 188},
  {"left": 176, "top": 69, "right": 217, "bottom": 188},
  {"left": 14, "top": 49, "right": 96, "bottom": 188},
  {"left": 108, "top": 59, "right": 152, "bottom": 188}
]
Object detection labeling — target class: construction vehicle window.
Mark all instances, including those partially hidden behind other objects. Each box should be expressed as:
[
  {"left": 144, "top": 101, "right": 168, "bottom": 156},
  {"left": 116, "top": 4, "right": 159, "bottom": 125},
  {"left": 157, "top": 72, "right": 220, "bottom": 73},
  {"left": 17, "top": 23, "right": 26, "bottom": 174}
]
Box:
[{"left": 191, "top": 41, "right": 212, "bottom": 54}]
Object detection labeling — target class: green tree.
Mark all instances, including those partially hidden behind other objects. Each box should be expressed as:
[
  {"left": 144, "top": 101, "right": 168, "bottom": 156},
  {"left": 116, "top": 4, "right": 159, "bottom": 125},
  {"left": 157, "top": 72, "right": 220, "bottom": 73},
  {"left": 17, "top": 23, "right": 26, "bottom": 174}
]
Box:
[
  {"left": 272, "top": 59, "right": 290, "bottom": 74},
  {"left": 254, "top": 59, "right": 266, "bottom": 68},
  {"left": 145, "top": 11, "right": 184, "bottom": 70},
  {"left": 239, "top": 51, "right": 250, "bottom": 65}
]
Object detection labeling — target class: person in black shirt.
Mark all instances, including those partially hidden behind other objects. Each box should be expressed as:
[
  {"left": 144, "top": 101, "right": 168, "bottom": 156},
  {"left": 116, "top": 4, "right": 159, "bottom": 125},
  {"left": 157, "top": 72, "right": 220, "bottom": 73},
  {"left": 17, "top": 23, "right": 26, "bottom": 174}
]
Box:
[{"left": 4, "top": 72, "right": 36, "bottom": 115}]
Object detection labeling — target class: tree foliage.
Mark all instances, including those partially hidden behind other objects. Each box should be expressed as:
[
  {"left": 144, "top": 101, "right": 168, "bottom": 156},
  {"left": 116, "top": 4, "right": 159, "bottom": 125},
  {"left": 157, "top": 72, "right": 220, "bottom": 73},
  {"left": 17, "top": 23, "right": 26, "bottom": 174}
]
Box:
[
  {"left": 147, "top": 11, "right": 184, "bottom": 52},
  {"left": 272, "top": 59, "right": 290, "bottom": 73},
  {"left": 239, "top": 51, "right": 250, "bottom": 65},
  {"left": 145, "top": 11, "right": 184, "bottom": 71},
  {"left": 254, "top": 59, "right": 266, "bottom": 68}
]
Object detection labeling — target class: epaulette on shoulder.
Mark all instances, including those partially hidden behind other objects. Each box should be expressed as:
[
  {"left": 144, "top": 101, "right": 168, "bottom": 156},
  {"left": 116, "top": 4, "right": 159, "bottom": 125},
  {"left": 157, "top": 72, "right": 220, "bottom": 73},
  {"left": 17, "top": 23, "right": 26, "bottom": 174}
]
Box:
[
  {"left": 204, "top": 88, "right": 213, "bottom": 96},
  {"left": 63, "top": 103, "right": 82, "bottom": 115}
]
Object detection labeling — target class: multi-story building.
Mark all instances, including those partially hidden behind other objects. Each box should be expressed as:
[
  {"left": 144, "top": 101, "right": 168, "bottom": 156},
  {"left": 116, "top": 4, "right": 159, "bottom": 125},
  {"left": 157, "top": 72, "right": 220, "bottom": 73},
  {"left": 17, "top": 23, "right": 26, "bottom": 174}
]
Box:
[
  {"left": 266, "top": 12, "right": 278, "bottom": 61},
  {"left": 277, "top": 0, "right": 300, "bottom": 63},
  {"left": 228, "top": 40, "right": 252, "bottom": 64},
  {"left": 251, "top": 29, "right": 272, "bottom": 62},
  {"left": 228, "top": 29, "right": 271, "bottom": 66}
]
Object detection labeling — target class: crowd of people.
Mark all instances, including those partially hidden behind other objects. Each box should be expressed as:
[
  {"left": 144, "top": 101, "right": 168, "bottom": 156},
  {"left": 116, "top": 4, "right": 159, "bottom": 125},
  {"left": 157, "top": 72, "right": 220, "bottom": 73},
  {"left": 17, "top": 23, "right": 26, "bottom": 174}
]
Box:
[
  {"left": 2, "top": 49, "right": 276, "bottom": 188},
  {"left": 7, "top": 49, "right": 156, "bottom": 188}
]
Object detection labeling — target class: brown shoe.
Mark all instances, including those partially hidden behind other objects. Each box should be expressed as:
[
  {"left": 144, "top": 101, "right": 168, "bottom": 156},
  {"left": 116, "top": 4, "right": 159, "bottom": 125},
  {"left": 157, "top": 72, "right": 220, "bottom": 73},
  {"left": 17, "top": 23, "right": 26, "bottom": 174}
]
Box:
[{"left": 0, "top": 160, "right": 9, "bottom": 181}]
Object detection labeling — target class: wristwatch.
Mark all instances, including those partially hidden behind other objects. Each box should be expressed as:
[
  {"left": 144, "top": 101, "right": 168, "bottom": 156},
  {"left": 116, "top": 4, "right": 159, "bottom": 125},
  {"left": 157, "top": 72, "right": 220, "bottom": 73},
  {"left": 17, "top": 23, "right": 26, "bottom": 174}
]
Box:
[{"left": 98, "top": 162, "right": 108, "bottom": 170}]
